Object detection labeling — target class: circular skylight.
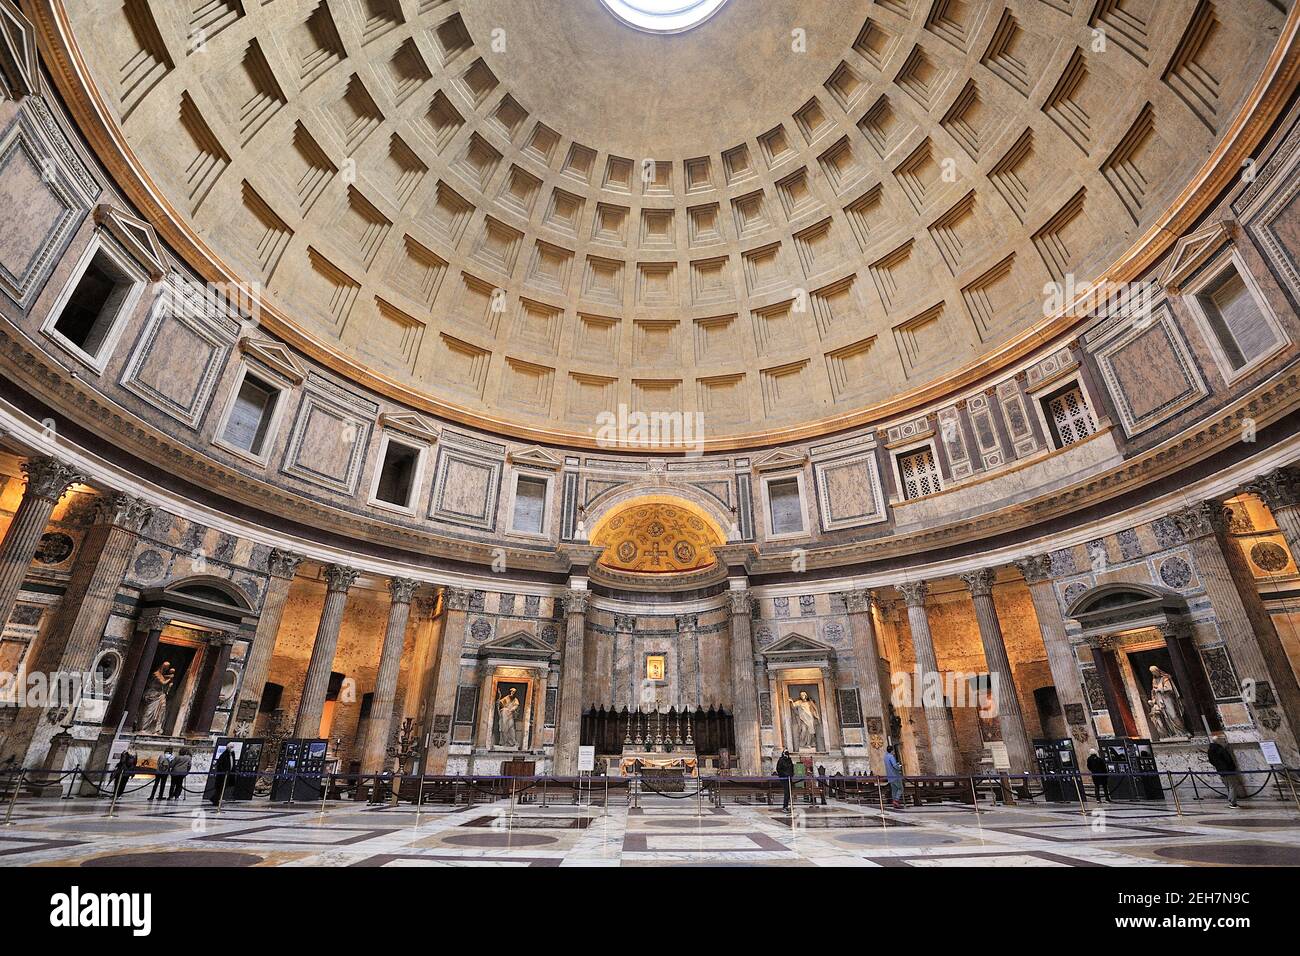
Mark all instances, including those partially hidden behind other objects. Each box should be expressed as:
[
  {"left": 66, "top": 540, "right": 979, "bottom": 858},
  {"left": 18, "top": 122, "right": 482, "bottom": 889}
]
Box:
[{"left": 599, "top": 0, "right": 732, "bottom": 34}]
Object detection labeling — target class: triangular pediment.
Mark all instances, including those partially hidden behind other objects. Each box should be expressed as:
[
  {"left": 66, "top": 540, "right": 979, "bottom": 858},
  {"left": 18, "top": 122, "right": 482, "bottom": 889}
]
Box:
[
  {"left": 1158, "top": 221, "right": 1236, "bottom": 294},
  {"left": 379, "top": 411, "right": 440, "bottom": 443},
  {"left": 507, "top": 445, "right": 562, "bottom": 470},
  {"left": 0, "top": 0, "right": 38, "bottom": 99},
  {"left": 765, "top": 632, "right": 835, "bottom": 656},
  {"left": 478, "top": 629, "right": 554, "bottom": 659},
  {"left": 93, "top": 204, "right": 167, "bottom": 280},
  {"left": 752, "top": 449, "right": 808, "bottom": 472},
  {"left": 239, "top": 336, "right": 306, "bottom": 385}
]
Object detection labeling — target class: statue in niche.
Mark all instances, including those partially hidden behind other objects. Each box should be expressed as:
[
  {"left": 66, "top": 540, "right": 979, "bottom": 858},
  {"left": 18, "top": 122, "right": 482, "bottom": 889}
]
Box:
[
  {"left": 1146, "top": 665, "right": 1186, "bottom": 740},
  {"left": 788, "top": 691, "right": 820, "bottom": 751},
  {"left": 495, "top": 686, "right": 521, "bottom": 749},
  {"left": 137, "top": 660, "right": 177, "bottom": 734}
]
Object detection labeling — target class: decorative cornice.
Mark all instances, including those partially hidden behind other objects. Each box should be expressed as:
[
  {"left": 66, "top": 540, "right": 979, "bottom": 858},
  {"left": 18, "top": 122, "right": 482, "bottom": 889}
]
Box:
[
  {"left": 323, "top": 564, "right": 360, "bottom": 594},
  {"left": 20, "top": 454, "right": 82, "bottom": 501},
  {"left": 1013, "top": 554, "right": 1054, "bottom": 585},
  {"left": 266, "top": 548, "right": 305, "bottom": 581},
  {"left": 388, "top": 576, "right": 419, "bottom": 604},
  {"left": 960, "top": 568, "right": 996, "bottom": 598},
  {"left": 94, "top": 491, "right": 152, "bottom": 533}
]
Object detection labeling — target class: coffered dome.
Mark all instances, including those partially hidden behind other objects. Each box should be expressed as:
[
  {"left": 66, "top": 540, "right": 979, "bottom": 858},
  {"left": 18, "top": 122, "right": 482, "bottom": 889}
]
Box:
[{"left": 54, "top": 0, "right": 1286, "bottom": 444}]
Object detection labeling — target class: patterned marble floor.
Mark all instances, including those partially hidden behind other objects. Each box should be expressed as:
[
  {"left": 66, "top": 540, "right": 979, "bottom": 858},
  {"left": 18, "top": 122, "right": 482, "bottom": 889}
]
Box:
[{"left": 3, "top": 789, "right": 1299, "bottom": 867}]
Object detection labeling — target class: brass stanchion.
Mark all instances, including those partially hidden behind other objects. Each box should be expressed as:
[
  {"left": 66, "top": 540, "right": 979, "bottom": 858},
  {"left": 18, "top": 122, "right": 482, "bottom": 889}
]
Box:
[
  {"left": 215, "top": 771, "right": 230, "bottom": 814},
  {"left": 318, "top": 773, "right": 329, "bottom": 816},
  {"left": 1167, "top": 771, "right": 1183, "bottom": 816},
  {"left": 1072, "top": 774, "right": 1088, "bottom": 819},
  {"left": 415, "top": 775, "right": 426, "bottom": 824},
  {"left": 64, "top": 764, "right": 81, "bottom": 800},
  {"left": 4, "top": 771, "right": 24, "bottom": 826},
  {"left": 287, "top": 771, "right": 297, "bottom": 806},
  {"left": 1281, "top": 767, "right": 1300, "bottom": 814},
  {"left": 106, "top": 769, "right": 125, "bottom": 818}
]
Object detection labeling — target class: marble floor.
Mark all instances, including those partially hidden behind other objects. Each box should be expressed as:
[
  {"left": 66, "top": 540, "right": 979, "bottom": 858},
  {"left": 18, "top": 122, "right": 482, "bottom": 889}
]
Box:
[{"left": 3, "top": 788, "right": 1299, "bottom": 867}]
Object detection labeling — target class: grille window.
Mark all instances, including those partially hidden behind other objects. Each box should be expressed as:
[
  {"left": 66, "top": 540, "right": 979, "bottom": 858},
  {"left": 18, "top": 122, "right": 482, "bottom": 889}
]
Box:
[
  {"left": 1045, "top": 385, "right": 1096, "bottom": 448},
  {"left": 897, "top": 447, "right": 941, "bottom": 500}
]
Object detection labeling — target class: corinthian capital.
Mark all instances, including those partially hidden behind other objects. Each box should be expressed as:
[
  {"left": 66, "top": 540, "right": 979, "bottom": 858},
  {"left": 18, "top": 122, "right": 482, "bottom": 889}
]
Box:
[
  {"left": 95, "top": 492, "right": 154, "bottom": 533},
  {"left": 323, "top": 564, "right": 360, "bottom": 593},
  {"left": 960, "top": 568, "right": 996, "bottom": 598},
  {"left": 844, "top": 589, "right": 875, "bottom": 615},
  {"left": 388, "top": 576, "right": 419, "bottom": 604},
  {"left": 727, "top": 589, "right": 752, "bottom": 616},
  {"left": 267, "top": 548, "right": 305, "bottom": 580},
  {"left": 1245, "top": 467, "right": 1300, "bottom": 512},
  {"left": 897, "top": 581, "right": 928, "bottom": 607},
  {"left": 1170, "top": 500, "right": 1227, "bottom": 541},
  {"left": 21, "top": 456, "right": 83, "bottom": 502},
  {"left": 565, "top": 589, "right": 589, "bottom": 616},
  {"left": 1013, "top": 554, "right": 1053, "bottom": 585},
  {"left": 444, "top": 587, "right": 471, "bottom": 611}
]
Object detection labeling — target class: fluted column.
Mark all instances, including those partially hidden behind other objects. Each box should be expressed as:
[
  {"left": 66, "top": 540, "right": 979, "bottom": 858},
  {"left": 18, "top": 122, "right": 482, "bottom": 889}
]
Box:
[
  {"left": 554, "top": 589, "right": 589, "bottom": 774},
  {"left": 1173, "top": 501, "right": 1300, "bottom": 763},
  {"left": 293, "top": 564, "right": 359, "bottom": 738},
  {"left": 961, "top": 569, "right": 1033, "bottom": 773},
  {"left": 423, "top": 587, "right": 470, "bottom": 773},
  {"left": 235, "top": 548, "right": 304, "bottom": 728},
  {"left": 845, "top": 589, "right": 890, "bottom": 772},
  {"left": 361, "top": 577, "right": 418, "bottom": 774},
  {"left": 0, "top": 456, "right": 82, "bottom": 632},
  {"left": 1014, "top": 555, "right": 1096, "bottom": 753},
  {"left": 727, "top": 589, "right": 762, "bottom": 774},
  {"left": 898, "top": 581, "right": 960, "bottom": 774},
  {"left": 6, "top": 491, "right": 153, "bottom": 766}
]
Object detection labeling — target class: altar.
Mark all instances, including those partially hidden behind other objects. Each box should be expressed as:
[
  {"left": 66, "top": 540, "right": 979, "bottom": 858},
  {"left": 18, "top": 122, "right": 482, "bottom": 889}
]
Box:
[{"left": 618, "top": 754, "right": 699, "bottom": 774}]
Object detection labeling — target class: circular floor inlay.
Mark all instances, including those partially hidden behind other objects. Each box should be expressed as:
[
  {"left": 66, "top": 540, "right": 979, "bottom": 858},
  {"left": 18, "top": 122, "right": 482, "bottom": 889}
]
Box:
[
  {"left": 1153, "top": 841, "right": 1300, "bottom": 866},
  {"left": 82, "top": 851, "right": 263, "bottom": 867},
  {"left": 440, "top": 832, "right": 557, "bottom": 847}
]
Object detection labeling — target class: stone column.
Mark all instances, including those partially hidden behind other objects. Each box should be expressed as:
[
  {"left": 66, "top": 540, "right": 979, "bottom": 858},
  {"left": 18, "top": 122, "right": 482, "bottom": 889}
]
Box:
[
  {"left": 0, "top": 456, "right": 82, "bottom": 631},
  {"left": 234, "top": 548, "right": 304, "bottom": 728},
  {"left": 845, "top": 589, "right": 890, "bottom": 772},
  {"left": 1173, "top": 501, "right": 1300, "bottom": 763},
  {"left": 554, "top": 589, "right": 589, "bottom": 775},
  {"left": 6, "top": 491, "right": 153, "bottom": 766},
  {"left": 360, "top": 577, "right": 417, "bottom": 774},
  {"left": 727, "top": 589, "right": 762, "bottom": 774},
  {"left": 1157, "top": 620, "right": 1219, "bottom": 736},
  {"left": 423, "top": 587, "right": 469, "bottom": 774},
  {"left": 1014, "top": 555, "right": 1096, "bottom": 752},
  {"left": 898, "top": 581, "right": 960, "bottom": 774},
  {"left": 190, "top": 636, "right": 235, "bottom": 735},
  {"left": 292, "top": 564, "right": 359, "bottom": 738},
  {"left": 961, "top": 569, "right": 1034, "bottom": 774}
]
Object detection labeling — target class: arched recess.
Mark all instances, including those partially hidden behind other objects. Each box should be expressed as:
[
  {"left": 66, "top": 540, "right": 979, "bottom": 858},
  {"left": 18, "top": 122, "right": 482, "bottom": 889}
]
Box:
[
  {"left": 581, "top": 480, "right": 736, "bottom": 544},
  {"left": 588, "top": 494, "right": 727, "bottom": 573}
]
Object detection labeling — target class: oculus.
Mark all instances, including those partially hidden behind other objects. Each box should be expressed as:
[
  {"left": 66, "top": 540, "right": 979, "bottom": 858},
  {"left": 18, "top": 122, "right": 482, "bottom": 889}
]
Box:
[{"left": 598, "top": 0, "right": 731, "bottom": 34}]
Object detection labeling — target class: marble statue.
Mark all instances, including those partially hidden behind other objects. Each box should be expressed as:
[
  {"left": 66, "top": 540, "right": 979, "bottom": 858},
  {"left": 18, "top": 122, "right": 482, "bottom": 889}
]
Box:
[
  {"left": 789, "top": 691, "right": 820, "bottom": 751},
  {"left": 137, "top": 661, "right": 176, "bottom": 735},
  {"left": 1146, "top": 665, "right": 1186, "bottom": 740},
  {"left": 496, "top": 687, "right": 521, "bottom": 748}
]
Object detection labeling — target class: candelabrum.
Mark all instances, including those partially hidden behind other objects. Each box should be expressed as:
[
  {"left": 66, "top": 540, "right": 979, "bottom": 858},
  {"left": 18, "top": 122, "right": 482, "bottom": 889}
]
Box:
[{"left": 685, "top": 714, "right": 694, "bottom": 746}]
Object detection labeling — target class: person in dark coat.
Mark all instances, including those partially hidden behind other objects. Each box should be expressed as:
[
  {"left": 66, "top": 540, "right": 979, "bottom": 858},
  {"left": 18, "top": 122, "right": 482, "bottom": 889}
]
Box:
[
  {"left": 149, "top": 748, "right": 174, "bottom": 800},
  {"left": 169, "top": 748, "right": 192, "bottom": 800},
  {"left": 210, "top": 744, "right": 237, "bottom": 805},
  {"left": 1206, "top": 734, "right": 1241, "bottom": 808},
  {"left": 775, "top": 750, "right": 795, "bottom": 811},
  {"left": 112, "top": 751, "right": 136, "bottom": 798},
  {"left": 1086, "top": 749, "right": 1109, "bottom": 803}
]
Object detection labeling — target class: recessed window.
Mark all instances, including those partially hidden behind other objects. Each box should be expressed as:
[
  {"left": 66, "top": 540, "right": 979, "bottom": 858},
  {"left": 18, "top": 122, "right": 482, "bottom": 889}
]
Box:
[
  {"left": 221, "top": 371, "right": 279, "bottom": 457},
  {"left": 511, "top": 475, "right": 548, "bottom": 535},
  {"left": 45, "top": 240, "right": 144, "bottom": 365},
  {"left": 897, "top": 447, "right": 941, "bottom": 500},
  {"left": 374, "top": 439, "right": 421, "bottom": 509},
  {"left": 1195, "top": 266, "right": 1278, "bottom": 372},
  {"left": 599, "top": 0, "right": 731, "bottom": 34},
  {"left": 767, "top": 477, "right": 805, "bottom": 536},
  {"left": 1043, "top": 384, "right": 1096, "bottom": 449}
]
